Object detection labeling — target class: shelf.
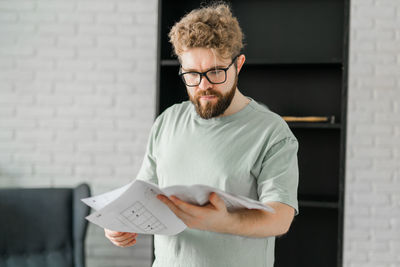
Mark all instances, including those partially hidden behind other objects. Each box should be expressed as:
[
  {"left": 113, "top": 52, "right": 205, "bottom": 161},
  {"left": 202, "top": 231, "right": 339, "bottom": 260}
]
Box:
[
  {"left": 293, "top": 130, "right": 341, "bottom": 199},
  {"left": 161, "top": 0, "right": 345, "bottom": 63},
  {"left": 244, "top": 60, "right": 343, "bottom": 67},
  {"left": 160, "top": 59, "right": 343, "bottom": 67},
  {"left": 275, "top": 207, "right": 339, "bottom": 267},
  {"left": 299, "top": 200, "right": 339, "bottom": 209},
  {"left": 160, "top": 60, "right": 179, "bottom": 66},
  {"left": 287, "top": 122, "right": 341, "bottom": 129},
  {"left": 240, "top": 66, "right": 342, "bottom": 119},
  {"left": 159, "top": 1, "right": 348, "bottom": 266}
]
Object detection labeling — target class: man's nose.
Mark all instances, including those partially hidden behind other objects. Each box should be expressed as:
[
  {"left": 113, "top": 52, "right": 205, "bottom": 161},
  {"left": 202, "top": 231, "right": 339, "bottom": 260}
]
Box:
[{"left": 198, "top": 75, "right": 212, "bottom": 90}]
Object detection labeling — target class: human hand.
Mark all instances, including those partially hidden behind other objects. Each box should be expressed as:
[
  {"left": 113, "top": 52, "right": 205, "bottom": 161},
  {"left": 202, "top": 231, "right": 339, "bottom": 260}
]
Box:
[
  {"left": 157, "top": 192, "right": 234, "bottom": 233},
  {"left": 104, "top": 229, "right": 138, "bottom": 248}
]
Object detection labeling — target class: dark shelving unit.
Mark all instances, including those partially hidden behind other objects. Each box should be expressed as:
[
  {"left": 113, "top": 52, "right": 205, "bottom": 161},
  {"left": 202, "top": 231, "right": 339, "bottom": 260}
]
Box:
[{"left": 156, "top": 0, "right": 349, "bottom": 266}]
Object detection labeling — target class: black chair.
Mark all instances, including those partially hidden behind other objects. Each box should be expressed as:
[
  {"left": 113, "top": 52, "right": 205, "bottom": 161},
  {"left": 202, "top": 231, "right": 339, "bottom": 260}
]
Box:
[{"left": 0, "top": 184, "right": 91, "bottom": 267}]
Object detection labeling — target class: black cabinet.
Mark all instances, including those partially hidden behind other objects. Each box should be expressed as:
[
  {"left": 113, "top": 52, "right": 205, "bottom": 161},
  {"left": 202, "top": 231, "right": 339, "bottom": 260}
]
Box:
[{"left": 156, "top": 1, "right": 349, "bottom": 266}]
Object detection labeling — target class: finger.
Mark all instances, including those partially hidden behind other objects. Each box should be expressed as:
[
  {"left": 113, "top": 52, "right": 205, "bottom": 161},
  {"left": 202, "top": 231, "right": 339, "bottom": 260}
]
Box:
[
  {"left": 208, "top": 192, "right": 226, "bottom": 210},
  {"left": 111, "top": 237, "right": 136, "bottom": 247},
  {"left": 118, "top": 236, "right": 137, "bottom": 247},
  {"left": 121, "top": 238, "right": 137, "bottom": 247},
  {"left": 169, "top": 195, "right": 203, "bottom": 216},
  {"left": 105, "top": 229, "right": 136, "bottom": 239},
  {"left": 109, "top": 233, "right": 137, "bottom": 242},
  {"left": 105, "top": 229, "right": 128, "bottom": 238},
  {"left": 108, "top": 234, "right": 136, "bottom": 246},
  {"left": 157, "top": 194, "right": 191, "bottom": 221},
  {"left": 105, "top": 229, "right": 137, "bottom": 242}
]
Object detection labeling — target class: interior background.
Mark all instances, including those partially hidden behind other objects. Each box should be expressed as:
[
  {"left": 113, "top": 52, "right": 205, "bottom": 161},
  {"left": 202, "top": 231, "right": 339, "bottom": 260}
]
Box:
[{"left": 0, "top": 0, "right": 398, "bottom": 266}]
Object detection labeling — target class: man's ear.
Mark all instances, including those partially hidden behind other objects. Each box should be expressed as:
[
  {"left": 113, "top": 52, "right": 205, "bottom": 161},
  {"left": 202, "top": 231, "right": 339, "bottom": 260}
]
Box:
[{"left": 236, "top": 54, "right": 246, "bottom": 74}]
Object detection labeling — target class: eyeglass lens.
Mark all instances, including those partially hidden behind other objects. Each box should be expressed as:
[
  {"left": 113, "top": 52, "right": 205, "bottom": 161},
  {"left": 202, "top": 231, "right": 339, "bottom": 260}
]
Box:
[{"left": 183, "top": 69, "right": 226, "bottom": 86}]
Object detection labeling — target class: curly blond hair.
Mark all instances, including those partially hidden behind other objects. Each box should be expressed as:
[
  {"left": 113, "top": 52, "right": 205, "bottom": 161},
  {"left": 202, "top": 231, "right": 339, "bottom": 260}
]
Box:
[{"left": 168, "top": 2, "right": 244, "bottom": 60}]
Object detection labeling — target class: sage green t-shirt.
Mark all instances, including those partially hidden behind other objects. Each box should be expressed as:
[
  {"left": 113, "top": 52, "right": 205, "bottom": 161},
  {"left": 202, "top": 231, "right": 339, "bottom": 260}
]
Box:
[{"left": 136, "top": 97, "right": 299, "bottom": 267}]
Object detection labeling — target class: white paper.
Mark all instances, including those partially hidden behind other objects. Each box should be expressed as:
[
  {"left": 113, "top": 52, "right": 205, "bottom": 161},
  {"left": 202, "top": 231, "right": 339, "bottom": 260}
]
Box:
[
  {"left": 82, "top": 180, "right": 274, "bottom": 236},
  {"left": 81, "top": 181, "right": 133, "bottom": 211}
]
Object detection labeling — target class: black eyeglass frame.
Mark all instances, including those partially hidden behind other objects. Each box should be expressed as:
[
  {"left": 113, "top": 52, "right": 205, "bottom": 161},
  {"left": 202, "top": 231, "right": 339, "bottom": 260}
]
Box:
[{"left": 178, "top": 54, "right": 240, "bottom": 87}]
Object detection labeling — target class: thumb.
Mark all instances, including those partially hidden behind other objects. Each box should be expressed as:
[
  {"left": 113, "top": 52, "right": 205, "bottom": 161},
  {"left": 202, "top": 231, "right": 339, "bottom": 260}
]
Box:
[{"left": 209, "top": 192, "right": 226, "bottom": 210}]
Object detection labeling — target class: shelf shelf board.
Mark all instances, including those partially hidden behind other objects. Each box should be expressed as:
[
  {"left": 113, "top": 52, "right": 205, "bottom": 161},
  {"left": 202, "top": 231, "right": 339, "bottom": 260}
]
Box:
[
  {"left": 299, "top": 200, "right": 339, "bottom": 209},
  {"left": 244, "top": 60, "right": 343, "bottom": 67},
  {"left": 161, "top": 59, "right": 180, "bottom": 66},
  {"left": 160, "top": 59, "right": 343, "bottom": 67},
  {"left": 287, "top": 122, "right": 342, "bottom": 129}
]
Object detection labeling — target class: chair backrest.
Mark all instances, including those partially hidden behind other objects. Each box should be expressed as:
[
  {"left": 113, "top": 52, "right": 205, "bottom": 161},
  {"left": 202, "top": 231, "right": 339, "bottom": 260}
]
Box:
[{"left": 0, "top": 184, "right": 90, "bottom": 267}]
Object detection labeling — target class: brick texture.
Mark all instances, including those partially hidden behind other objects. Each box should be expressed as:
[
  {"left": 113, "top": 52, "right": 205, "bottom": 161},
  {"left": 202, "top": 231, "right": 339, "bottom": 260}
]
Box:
[
  {"left": 0, "top": 0, "right": 157, "bottom": 266},
  {"left": 345, "top": 0, "right": 400, "bottom": 266}
]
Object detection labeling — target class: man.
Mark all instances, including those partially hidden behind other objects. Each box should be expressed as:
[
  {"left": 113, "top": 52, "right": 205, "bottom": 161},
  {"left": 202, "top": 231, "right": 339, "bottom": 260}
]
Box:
[{"left": 105, "top": 2, "right": 299, "bottom": 266}]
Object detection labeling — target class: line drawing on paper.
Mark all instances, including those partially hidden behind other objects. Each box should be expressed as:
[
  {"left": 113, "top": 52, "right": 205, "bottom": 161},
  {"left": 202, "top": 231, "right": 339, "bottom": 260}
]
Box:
[{"left": 118, "top": 201, "right": 166, "bottom": 233}]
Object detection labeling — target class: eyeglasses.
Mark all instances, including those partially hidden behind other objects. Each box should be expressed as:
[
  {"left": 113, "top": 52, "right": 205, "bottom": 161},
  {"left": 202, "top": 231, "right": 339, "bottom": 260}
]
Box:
[{"left": 178, "top": 55, "right": 239, "bottom": 87}]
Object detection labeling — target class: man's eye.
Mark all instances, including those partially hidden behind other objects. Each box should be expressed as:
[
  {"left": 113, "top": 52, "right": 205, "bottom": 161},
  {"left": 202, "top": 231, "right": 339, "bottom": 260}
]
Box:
[{"left": 208, "top": 70, "right": 224, "bottom": 75}]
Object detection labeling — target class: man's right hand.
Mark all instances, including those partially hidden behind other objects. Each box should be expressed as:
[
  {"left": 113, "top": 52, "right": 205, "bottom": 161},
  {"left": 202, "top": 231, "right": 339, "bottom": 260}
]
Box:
[{"left": 104, "top": 229, "right": 138, "bottom": 247}]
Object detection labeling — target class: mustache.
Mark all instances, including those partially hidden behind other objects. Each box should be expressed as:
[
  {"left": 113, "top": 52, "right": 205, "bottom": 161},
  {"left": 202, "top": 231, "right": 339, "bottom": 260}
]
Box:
[{"left": 196, "top": 90, "right": 221, "bottom": 97}]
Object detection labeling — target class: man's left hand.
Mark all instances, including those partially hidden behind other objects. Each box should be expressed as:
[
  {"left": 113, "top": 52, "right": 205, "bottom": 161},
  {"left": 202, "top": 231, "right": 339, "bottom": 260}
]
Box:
[{"left": 157, "top": 192, "right": 234, "bottom": 233}]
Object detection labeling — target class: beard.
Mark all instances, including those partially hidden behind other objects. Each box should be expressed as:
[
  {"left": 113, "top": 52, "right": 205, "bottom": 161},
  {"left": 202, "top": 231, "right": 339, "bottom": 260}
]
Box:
[{"left": 188, "top": 75, "right": 238, "bottom": 119}]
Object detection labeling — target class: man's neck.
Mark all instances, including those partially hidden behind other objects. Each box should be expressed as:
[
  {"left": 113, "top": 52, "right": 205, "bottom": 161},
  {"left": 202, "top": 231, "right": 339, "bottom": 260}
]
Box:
[{"left": 218, "top": 89, "right": 250, "bottom": 118}]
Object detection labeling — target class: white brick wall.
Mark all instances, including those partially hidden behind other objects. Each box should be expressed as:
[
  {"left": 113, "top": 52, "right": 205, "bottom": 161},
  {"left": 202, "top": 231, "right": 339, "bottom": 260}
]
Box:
[
  {"left": 0, "top": 0, "right": 157, "bottom": 266},
  {"left": 345, "top": 0, "right": 400, "bottom": 266}
]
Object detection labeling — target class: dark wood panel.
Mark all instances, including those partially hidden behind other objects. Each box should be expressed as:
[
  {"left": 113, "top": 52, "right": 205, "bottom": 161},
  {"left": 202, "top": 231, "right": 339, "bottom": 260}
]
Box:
[
  {"left": 275, "top": 207, "right": 339, "bottom": 267},
  {"left": 158, "top": 1, "right": 348, "bottom": 266},
  {"left": 293, "top": 128, "right": 341, "bottom": 201},
  {"left": 161, "top": 0, "right": 344, "bottom": 63},
  {"left": 159, "top": 65, "right": 188, "bottom": 113},
  {"left": 239, "top": 65, "right": 342, "bottom": 121}
]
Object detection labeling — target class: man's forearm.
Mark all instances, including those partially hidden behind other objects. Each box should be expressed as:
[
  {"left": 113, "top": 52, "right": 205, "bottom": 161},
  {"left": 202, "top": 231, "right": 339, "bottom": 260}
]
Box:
[
  {"left": 223, "top": 202, "right": 294, "bottom": 238},
  {"left": 157, "top": 193, "right": 295, "bottom": 238}
]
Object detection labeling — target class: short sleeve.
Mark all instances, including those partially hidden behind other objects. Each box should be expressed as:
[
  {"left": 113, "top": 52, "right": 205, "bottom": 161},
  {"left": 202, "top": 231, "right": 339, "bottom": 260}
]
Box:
[
  {"left": 135, "top": 118, "right": 161, "bottom": 185},
  {"left": 257, "top": 137, "right": 299, "bottom": 215}
]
